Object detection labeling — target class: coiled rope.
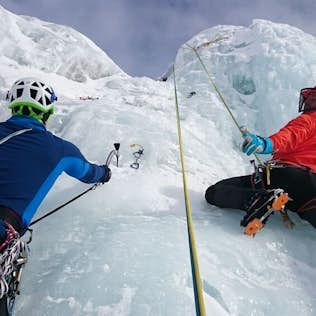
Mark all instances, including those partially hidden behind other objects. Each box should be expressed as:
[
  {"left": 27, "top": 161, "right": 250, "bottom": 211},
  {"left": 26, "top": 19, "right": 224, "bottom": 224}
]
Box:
[
  {"left": 0, "top": 224, "right": 29, "bottom": 298},
  {"left": 173, "top": 65, "right": 206, "bottom": 316}
]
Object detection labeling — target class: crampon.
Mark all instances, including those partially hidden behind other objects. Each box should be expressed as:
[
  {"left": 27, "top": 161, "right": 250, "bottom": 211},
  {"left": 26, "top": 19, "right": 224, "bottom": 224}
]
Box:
[{"left": 241, "top": 188, "right": 290, "bottom": 237}]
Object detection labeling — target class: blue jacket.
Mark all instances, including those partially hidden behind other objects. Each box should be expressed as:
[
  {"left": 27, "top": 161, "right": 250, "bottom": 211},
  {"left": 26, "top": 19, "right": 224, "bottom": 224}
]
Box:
[{"left": 0, "top": 115, "right": 107, "bottom": 228}]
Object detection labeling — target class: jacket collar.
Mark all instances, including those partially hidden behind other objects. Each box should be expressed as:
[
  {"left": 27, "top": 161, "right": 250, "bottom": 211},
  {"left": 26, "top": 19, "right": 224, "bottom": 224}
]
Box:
[{"left": 7, "top": 115, "right": 47, "bottom": 131}]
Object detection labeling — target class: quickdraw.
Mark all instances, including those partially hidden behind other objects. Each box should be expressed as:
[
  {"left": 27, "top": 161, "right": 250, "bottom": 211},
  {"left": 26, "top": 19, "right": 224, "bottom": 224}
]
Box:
[{"left": 130, "top": 144, "right": 144, "bottom": 169}]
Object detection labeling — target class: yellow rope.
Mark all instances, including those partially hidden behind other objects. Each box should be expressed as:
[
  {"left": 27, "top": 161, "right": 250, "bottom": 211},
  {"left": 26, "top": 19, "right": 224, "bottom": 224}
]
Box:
[
  {"left": 187, "top": 44, "right": 263, "bottom": 166},
  {"left": 173, "top": 65, "right": 206, "bottom": 316}
]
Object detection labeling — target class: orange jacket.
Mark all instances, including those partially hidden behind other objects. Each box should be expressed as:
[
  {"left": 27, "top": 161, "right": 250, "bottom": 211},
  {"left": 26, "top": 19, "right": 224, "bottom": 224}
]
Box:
[{"left": 270, "top": 110, "right": 316, "bottom": 173}]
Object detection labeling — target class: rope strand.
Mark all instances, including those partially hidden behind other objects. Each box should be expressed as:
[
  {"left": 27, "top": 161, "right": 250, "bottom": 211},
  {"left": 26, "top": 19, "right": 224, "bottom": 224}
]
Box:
[
  {"left": 187, "top": 44, "right": 262, "bottom": 165},
  {"left": 173, "top": 64, "right": 206, "bottom": 316}
]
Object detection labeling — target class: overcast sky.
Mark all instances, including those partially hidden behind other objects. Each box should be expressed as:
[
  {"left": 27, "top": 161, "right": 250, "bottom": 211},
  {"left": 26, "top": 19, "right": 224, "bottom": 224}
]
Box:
[{"left": 0, "top": 0, "right": 315, "bottom": 78}]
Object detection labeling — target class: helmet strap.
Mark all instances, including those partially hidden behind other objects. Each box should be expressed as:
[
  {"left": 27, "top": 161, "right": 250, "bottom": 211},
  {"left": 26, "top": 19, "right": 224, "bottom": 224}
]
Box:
[
  {"left": 42, "top": 112, "right": 51, "bottom": 124},
  {"left": 12, "top": 105, "right": 52, "bottom": 124}
]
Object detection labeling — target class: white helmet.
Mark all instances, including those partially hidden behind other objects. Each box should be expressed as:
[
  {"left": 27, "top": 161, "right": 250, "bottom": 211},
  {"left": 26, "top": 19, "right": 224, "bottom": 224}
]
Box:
[{"left": 8, "top": 77, "right": 57, "bottom": 121}]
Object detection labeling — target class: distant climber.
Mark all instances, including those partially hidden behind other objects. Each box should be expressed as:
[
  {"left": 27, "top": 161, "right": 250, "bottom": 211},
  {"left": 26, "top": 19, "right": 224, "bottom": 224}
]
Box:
[
  {"left": 205, "top": 86, "right": 316, "bottom": 230},
  {"left": 79, "top": 96, "right": 99, "bottom": 100}
]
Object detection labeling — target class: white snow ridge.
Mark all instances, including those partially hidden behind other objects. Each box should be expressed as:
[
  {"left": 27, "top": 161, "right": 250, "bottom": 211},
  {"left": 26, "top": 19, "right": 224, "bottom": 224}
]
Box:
[{"left": 0, "top": 5, "right": 315, "bottom": 316}]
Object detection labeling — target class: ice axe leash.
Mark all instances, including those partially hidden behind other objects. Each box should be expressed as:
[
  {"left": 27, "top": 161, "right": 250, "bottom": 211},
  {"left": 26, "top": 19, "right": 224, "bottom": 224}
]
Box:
[{"left": 29, "top": 143, "right": 120, "bottom": 227}]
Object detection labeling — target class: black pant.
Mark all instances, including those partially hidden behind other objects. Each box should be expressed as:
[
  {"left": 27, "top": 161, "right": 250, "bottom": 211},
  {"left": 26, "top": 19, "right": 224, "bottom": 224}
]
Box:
[{"left": 205, "top": 166, "right": 316, "bottom": 228}]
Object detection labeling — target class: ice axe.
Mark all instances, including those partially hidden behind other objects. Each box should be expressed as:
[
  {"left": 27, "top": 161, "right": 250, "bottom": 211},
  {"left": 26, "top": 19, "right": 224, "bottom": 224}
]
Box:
[{"left": 106, "top": 143, "right": 121, "bottom": 167}]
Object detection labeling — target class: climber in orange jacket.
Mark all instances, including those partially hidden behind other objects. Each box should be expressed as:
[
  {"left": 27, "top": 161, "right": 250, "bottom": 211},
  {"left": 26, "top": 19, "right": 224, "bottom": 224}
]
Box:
[{"left": 205, "top": 86, "right": 316, "bottom": 229}]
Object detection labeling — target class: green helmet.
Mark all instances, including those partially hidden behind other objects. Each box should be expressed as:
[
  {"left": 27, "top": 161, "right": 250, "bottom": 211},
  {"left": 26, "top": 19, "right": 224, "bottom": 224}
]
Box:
[{"left": 7, "top": 77, "right": 57, "bottom": 122}]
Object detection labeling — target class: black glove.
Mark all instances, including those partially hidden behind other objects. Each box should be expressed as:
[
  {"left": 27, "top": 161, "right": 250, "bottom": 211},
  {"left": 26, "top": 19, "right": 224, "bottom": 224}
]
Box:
[{"left": 101, "top": 165, "right": 112, "bottom": 183}]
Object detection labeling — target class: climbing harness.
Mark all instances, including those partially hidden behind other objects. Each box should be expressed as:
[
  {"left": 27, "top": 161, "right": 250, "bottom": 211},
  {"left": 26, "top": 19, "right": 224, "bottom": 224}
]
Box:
[
  {"left": 241, "top": 188, "right": 290, "bottom": 237},
  {"left": 130, "top": 144, "right": 144, "bottom": 169},
  {"left": 250, "top": 159, "right": 274, "bottom": 187},
  {"left": 173, "top": 65, "right": 206, "bottom": 316},
  {"left": 30, "top": 143, "right": 120, "bottom": 226},
  {"left": 251, "top": 159, "right": 294, "bottom": 188},
  {"left": 250, "top": 160, "right": 264, "bottom": 185}
]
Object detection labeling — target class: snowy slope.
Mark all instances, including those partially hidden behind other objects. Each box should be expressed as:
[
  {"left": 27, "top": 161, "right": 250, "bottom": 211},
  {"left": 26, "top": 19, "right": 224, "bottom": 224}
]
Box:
[
  {"left": 0, "top": 4, "right": 122, "bottom": 85},
  {"left": 0, "top": 6, "right": 315, "bottom": 316},
  {"left": 173, "top": 19, "right": 316, "bottom": 137}
]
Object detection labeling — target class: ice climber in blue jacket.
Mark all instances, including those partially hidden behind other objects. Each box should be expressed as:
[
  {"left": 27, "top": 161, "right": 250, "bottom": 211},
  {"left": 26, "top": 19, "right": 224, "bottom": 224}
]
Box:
[{"left": 0, "top": 77, "right": 111, "bottom": 242}]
